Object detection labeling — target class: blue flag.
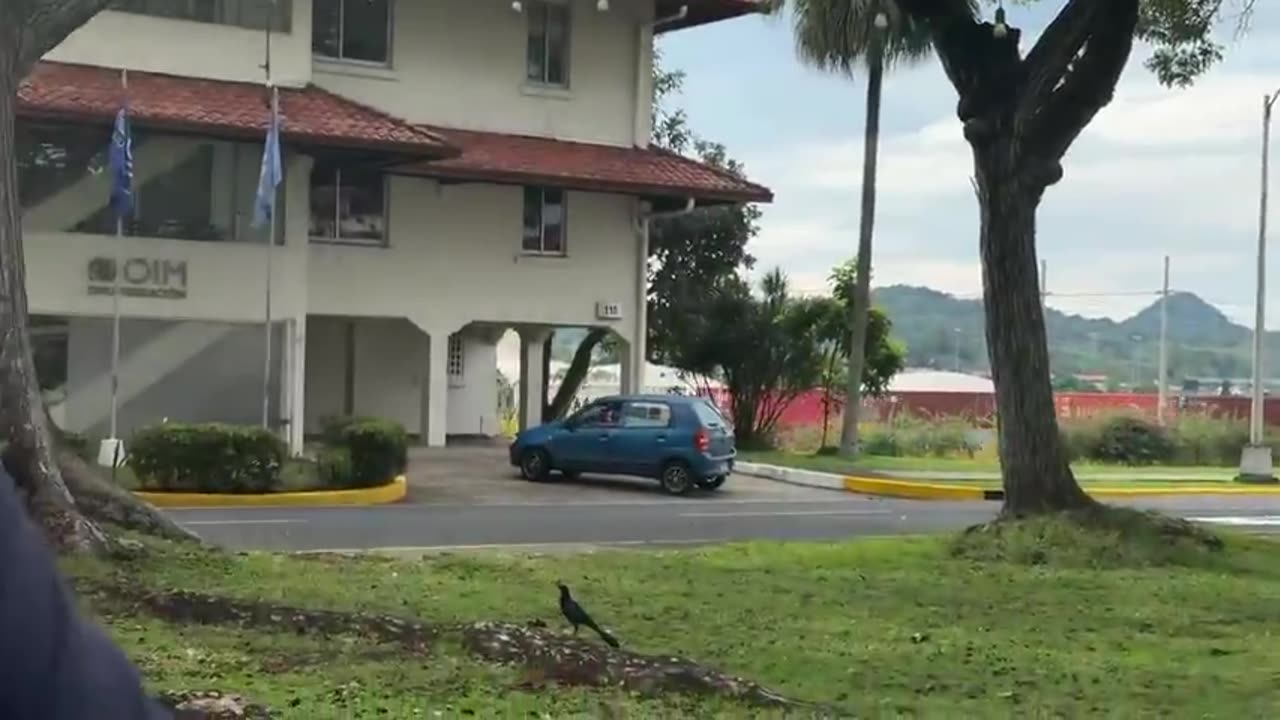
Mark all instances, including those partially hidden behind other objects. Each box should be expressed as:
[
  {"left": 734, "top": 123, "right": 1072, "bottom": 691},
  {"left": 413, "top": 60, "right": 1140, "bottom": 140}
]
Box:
[
  {"left": 108, "top": 107, "right": 133, "bottom": 221},
  {"left": 253, "top": 89, "right": 283, "bottom": 229}
]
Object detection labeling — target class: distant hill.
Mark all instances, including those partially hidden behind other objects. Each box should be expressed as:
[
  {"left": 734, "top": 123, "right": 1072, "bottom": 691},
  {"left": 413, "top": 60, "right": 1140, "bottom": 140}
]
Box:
[{"left": 872, "top": 285, "right": 1258, "bottom": 387}]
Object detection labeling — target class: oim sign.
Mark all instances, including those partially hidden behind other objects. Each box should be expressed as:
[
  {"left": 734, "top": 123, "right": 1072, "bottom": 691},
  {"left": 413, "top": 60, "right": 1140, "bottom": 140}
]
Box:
[{"left": 87, "top": 257, "right": 188, "bottom": 299}]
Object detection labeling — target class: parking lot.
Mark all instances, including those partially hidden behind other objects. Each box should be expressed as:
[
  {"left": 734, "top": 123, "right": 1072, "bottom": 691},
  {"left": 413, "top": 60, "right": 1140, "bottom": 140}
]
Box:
[{"left": 404, "top": 446, "right": 842, "bottom": 506}]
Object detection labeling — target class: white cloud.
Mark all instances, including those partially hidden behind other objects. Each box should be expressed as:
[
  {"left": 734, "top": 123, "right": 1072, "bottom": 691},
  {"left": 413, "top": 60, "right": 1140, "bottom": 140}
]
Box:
[{"left": 742, "top": 55, "right": 1280, "bottom": 324}]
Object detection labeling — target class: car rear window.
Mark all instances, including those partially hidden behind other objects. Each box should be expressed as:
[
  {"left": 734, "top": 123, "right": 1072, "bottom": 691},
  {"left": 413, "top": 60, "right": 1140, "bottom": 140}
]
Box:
[{"left": 692, "top": 400, "right": 727, "bottom": 428}]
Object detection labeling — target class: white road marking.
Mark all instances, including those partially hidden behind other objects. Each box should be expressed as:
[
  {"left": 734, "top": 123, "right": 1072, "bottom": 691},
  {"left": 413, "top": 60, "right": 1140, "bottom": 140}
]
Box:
[
  {"left": 679, "top": 509, "right": 891, "bottom": 518},
  {"left": 1188, "top": 515, "right": 1280, "bottom": 526},
  {"left": 182, "top": 519, "right": 307, "bottom": 526},
  {"left": 298, "top": 538, "right": 724, "bottom": 554}
]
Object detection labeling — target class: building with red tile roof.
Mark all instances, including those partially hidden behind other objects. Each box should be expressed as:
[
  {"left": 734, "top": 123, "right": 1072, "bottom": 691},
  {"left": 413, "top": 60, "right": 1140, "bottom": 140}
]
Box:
[{"left": 25, "top": 0, "right": 771, "bottom": 454}]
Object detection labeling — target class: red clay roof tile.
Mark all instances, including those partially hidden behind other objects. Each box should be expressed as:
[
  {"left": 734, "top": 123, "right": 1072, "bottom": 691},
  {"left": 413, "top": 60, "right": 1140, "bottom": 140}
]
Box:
[
  {"left": 19, "top": 62, "right": 455, "bottom": 159},
  {"left": 409, "top": 127, "right": 773, "bottom": 204}
]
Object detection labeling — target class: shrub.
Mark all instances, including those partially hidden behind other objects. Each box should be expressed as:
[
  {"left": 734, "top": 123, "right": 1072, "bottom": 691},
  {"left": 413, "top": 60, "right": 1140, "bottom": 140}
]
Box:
[
  {"left": 329, "top": 418, "right": 408, "bottom": 488},
  {"left": 862, "top": 414, "right": 981, "bottom": 458},
  {"left": 129, "top": 423, "right": 285, "bottom": 493},
  {"left": 1085, "top": 415, "right": 1175, "bottom": 466},
  {"left": 315, "top": 446, "right": 355, "bottom": 488},
  {"left": 1170, "top": 413, "right": 1249, "bottom": 466}
]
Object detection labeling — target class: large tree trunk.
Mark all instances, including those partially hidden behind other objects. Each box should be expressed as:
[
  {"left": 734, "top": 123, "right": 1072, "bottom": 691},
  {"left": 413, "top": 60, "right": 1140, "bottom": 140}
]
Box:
[
  {"left": 839, "top": 31, "right": 884, "bottom": 457},
  {"left": 975, "top": 142, "right": 1094, "bottom": 516},
  {"left": 0, "top": 46, "right": 109, "bottom": 553},
  {"left": 544, "top": 328, "right": 609, "bottom": 421}
]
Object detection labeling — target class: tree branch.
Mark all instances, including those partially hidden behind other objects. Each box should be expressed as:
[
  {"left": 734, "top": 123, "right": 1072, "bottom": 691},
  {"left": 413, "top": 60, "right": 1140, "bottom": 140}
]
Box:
[
  {"left": 18, "top": 0, "right": 113, "bottom": 73},
  {"left": 1015, "top": 0, "right": 1104, "bottom": 129},
  {"left": 897, "top": 0, "right": 1023, "bottom": 143},
  {"left": 1025, "top": 0, "right": 1140, "bottom": 166}
]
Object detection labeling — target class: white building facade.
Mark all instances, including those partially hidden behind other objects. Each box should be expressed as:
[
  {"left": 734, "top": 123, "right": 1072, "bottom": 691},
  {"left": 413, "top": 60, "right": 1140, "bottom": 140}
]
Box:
[{"left": 21, "top": 0, "right": 771, "bottom": 453}]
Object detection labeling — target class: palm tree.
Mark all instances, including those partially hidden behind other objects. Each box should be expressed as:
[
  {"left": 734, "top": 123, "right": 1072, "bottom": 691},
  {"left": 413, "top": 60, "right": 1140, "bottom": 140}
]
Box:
[{"left": 770, "top": 0, "right": 934, "bottom": 457}]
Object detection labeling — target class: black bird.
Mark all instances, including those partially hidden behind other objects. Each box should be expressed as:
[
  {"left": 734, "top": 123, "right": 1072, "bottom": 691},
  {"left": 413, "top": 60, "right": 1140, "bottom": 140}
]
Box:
[{"left": 557, "top": 581, "right": 620, "bottom": 648}]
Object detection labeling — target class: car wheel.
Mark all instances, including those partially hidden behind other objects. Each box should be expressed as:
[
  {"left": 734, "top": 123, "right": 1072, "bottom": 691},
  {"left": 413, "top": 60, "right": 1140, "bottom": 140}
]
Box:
[
  {"left": 696, "top": 475, "right": 727, "bottom": 491},
  {"left": 659, "top": 461, "right": 694, "bottom": 495},
  {"left": 520, "top": 449, "right": 551, "bottom": 482}
]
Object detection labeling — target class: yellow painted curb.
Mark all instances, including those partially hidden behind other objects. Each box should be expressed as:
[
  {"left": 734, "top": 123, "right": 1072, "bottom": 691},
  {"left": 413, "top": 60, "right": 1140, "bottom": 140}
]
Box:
[
  {"left": 1088, "top": 485, "right": 1280, "bottom": 497},
  {"left": 134, "top": 475, "right": 407, "bottom": 508},
  {"left": 843, "top": 476, "right": 999, "bottom": 501},
  {"left": 843, "top": 475, "right": 1280, "bottom": 501}
]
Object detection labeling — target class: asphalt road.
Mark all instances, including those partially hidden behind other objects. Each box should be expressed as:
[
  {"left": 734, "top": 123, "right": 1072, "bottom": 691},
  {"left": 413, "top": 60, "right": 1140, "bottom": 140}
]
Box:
[{"left": 167, "top": 473, "right": 1280, "bottom": 553}]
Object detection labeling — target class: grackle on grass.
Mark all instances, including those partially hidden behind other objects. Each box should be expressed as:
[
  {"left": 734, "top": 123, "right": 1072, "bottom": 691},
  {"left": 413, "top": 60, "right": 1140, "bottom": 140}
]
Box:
[{"left": 557, "top": 581, "right": 620, "bottom": 648}]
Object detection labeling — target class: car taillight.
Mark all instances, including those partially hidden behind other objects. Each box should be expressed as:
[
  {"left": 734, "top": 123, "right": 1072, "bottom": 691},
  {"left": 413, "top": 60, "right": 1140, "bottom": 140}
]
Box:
[{"left": 695, "top": 429, "right": 710, "bottom": 454}]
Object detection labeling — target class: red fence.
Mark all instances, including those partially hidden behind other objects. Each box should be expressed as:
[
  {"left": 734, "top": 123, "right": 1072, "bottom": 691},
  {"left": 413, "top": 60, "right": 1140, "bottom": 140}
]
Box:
[{"left": 702, "top": 389, "right": 1280, "bottom": 428}]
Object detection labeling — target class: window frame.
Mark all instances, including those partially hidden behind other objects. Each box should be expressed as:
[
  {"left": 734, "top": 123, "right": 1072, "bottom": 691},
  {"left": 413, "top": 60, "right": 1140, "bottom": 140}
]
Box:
[
  {"left": 312, "top": 0, "right": 395, "bottom": 67},
  {"left": 447, "top": 334, "right": 465, "bottom": 386},
  {"left": 622, "top": 401, "right": 673, "bottom": 430},
  {"left": 308, "top": 164, "right": 390, "bottom": 248},
  {"left": 525, "top": 0, "right": 572, "bottom": 88},
  {"left": 521, "top": 186, "right": 567, "bottom": 257}
]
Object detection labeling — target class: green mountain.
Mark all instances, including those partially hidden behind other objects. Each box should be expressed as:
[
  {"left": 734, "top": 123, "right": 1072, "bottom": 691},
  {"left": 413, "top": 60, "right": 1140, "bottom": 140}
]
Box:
[{"left": 872, "top": 285, "right": 1257, "bottom": 388}]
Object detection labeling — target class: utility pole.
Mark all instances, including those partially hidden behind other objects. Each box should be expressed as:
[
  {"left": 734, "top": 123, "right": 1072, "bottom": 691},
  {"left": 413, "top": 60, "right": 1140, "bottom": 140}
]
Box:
[
  {"left": 1240, "top": 88, "right": 1280, "bottom": 482},
  {"left": 1157, "top": 256, "right": 1170, "bottom": 424}
]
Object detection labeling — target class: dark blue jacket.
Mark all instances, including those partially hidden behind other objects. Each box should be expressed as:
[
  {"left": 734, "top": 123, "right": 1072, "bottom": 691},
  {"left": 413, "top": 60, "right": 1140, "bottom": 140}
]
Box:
[{"left": 0, "top": 467, "right": 168, "bottom": 718}]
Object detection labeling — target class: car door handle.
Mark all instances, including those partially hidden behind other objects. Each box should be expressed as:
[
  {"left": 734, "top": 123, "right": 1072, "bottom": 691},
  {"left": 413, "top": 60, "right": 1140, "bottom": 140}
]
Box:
[{"left": 656, "top": 435, "right": 667, "bottom": 443}]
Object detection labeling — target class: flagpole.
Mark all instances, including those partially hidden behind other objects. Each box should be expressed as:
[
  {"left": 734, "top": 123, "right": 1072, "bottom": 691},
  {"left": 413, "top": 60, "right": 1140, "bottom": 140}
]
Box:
[
  {"left": 260, "top": 2, "right": 275, "bottom": 430},
  {"left": 109, "top": 68, "right": 128, "bottom": 470},
  {"left": 262, "top": 96, "right": 275, "bottom": 431}
]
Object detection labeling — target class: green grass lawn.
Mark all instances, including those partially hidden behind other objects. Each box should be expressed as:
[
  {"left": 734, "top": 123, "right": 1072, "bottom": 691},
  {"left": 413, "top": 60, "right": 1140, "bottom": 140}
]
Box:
[
  {"left": 64, "top": 526, "right": 1280, "bottom": 718},
  {"left": 742, "top": 450, "right": 1236, "bottom": 483}
]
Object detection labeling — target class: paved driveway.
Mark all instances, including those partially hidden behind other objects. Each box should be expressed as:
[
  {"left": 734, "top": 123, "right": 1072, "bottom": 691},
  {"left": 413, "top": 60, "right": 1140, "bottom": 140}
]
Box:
[{"left": 405, "top": 446, "right": 837, "bottom": 505}]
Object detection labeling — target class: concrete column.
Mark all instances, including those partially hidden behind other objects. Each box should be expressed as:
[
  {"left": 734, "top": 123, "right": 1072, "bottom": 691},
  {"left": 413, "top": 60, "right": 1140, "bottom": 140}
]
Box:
[
  {"left": 409, "top": 318, "right": 459, "bottom": 448},
  {"left": 286, "top": 315, "right": 307, "bottom": 455},
  {"left": 518, "top": 326, "right": 553, "bottom": 431},
  {"left": 422, "top": 331, "right": 451, "bottom": 448},
  {"left": 630, "top": 215, "right": 650, "bottom": 394},
  {"left": 619, "top": 336, "right": 635, "bottom": 395}
]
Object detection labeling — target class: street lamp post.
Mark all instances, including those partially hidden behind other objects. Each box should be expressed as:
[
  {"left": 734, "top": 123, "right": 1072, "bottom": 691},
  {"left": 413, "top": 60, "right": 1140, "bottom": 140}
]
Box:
[{"left": 1240, "top": 88, "right": 1280, "bottom": 483}]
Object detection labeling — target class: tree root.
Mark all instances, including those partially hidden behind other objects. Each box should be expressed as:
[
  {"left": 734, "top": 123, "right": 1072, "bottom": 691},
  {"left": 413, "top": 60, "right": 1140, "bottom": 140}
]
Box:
[
  {"left": 56, "top": 448, "right": 202, "bottom": 545},
  {"left": 82, "top": 582, "right": 830, "bottom": 714}
]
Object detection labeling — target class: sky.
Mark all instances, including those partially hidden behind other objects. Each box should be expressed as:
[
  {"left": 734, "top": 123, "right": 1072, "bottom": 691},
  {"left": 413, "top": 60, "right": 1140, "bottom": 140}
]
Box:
[{"left": 659, "top": 3, "right": 1280, "bottom": 328}]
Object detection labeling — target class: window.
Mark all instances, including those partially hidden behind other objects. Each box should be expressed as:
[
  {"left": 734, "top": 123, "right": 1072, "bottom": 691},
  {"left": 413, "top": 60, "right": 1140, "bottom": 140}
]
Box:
[
  {"left": 526, "top": 0, "right": 570, "bottom": 86},
  {"left": 111, "top": 0, "right": 292, "bottom": 32},
  {"left": 18, "top": 124, "right": 283, "bottom": 244},
  {"left": 309, "top": 161, "right": 387, "bottom": 245},
  {"left": 521, "top": 187, "right": 565, "bottom": 255},
  {"left": 313, "top": 0, "right": 392, "bottom": 64},
  {"left": 447, "top": 335, "right": 464, "bottom": 381},
  {"left": 623, "top": 401, "right": 672, "bottom": 429},
  {"left": 692, "top": 400, "right": 728, "bottom": 429},
  {"left": 570, "top": 401, "right": 622, "bottom": 428}
]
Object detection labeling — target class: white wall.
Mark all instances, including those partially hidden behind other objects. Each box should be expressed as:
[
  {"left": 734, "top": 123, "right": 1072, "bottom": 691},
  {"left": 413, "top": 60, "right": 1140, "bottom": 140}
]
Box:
[
  {"left": 446, "top": 331, "right": 500, "bottom": 437},
  {"left": 307, "top": 176, "right": 639, "bottom": 340},
  {"left": 46, "top": 5, "right": 313, "bottom": 87},
  {"left": 312, "top": 0, "right": 651, "bottom": 145},
  {"left": 64, "top": 317, "right": 282, "bottom": 438}
]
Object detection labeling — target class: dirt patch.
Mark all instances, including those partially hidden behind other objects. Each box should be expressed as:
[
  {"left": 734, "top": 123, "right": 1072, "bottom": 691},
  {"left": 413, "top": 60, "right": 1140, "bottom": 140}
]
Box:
[
  {"left": 87, "top": 583, "right": 827, "bottom": 713},
  {"left": 81, "top": 582, "right": 435, "bottom": 654},
  {"left": 460, "top": 620, "right": 824, "bottom": 712},
  {"left": 158, "top": 690, "right": 273, "bottom": 719}
]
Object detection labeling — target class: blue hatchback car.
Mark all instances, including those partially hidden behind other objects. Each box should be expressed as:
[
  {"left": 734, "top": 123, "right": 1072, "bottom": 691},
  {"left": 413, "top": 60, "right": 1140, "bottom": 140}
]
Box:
[{"left": 508, "top": 395, "right": 736, "bottom": 495}]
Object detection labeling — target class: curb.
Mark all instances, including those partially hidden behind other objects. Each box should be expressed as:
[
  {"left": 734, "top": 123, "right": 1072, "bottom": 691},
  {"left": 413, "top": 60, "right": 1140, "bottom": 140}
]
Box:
[
  {"left": 736, "top": 463, "right": 1280, "bottom": 502},
  {"left": 134, "top": 475, "right": 408, "bottom": 508}
]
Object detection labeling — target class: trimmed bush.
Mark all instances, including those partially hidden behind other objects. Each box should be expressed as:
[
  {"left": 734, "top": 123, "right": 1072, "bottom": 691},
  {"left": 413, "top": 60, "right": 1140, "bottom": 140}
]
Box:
[
  {"left": 1085, "top": 415, "right": 1175, "bottom": 466},
  {"left": 129, "top": 423, "right": 286, "bottom": 493},
  {"left": 329, "top": 418, "right": 408, "bottom": 488},
  {"left": 315, "top": 446, "right": 355, "bottom": 489}
]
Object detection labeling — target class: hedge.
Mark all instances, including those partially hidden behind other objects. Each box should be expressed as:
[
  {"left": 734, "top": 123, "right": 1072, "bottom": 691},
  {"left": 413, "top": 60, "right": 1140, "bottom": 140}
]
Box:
[
  {"left": 129, "top": 423, "right": 286, "bottom": 493},
  {"left": 323, "top": 417, "right": 409, "bottom": 488}
]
